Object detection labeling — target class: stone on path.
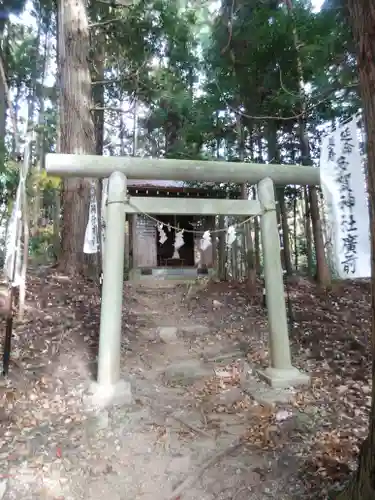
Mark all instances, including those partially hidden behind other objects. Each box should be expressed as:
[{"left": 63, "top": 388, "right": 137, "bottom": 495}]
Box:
[
  {"left": 210, "top": 387, "right": 244, "bottom": 408},
  {"left": 163, "top": 360, "right": 213, "bottom": 385},
  {"left": 157, "top": 326, "right": 179, "bottom": 343},
  {"left": 179, "top": 324, "right": 210, "bottom": 337},
  {"left": 166, "top": 454, "right": 191, "bottom": 474}
]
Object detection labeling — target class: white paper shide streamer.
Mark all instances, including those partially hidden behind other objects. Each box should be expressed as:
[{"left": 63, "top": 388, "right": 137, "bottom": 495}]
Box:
[
  {"left": 84, "top": 183, "right": 100, "bottom": 254},
  {"left": 320, "top": 117, "right": 370, "bottom": 278},
  {"left": 226, "top": 225, "right": 236, "bottom": 248},
  {"left": 172, "top": 229, "right": 184, "bottom": 258},
  {"left": 200, "top": 230, "right": 211, "bottom": 251},
  {"left": 157, "top": 223, "right": 168, "bottom": 244}
]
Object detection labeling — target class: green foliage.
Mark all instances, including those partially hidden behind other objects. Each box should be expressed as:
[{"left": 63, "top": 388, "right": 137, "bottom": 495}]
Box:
[
  {"left": 3, "top": 0, "right": 363, "bottom": 279},
  {"left": 4, "top": 0, "right": 361, "bottom": 165},
  {"left": 0, "top": 160, "right": 20, "bottom": 207},
  {"left": 29, "top": 225, "right": 56, "bottom": 261}
]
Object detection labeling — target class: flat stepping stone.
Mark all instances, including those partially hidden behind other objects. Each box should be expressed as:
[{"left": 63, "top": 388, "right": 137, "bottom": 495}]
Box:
[
  {"left": 179, "top": 324, "right": 210, "bottom": 336},
  {"left": 209, "top": 387, "right": 244, "bottom": 408},
  {"left": 163, "top": 360, "right": 213, "bottom": 385},
  {"left": 157, "top": 326, "right": 179, "bottom": 343}
]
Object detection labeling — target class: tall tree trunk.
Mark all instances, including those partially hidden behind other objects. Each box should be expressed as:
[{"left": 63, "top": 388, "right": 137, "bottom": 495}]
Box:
[
  {"left": 308, "top": 182, "right": 330, "bottom": 285},
  {"left": 284, "top": 0, "right": 331, "bottom": 286},
  {"left": 304, "top": 186, "right": 313, "bottom": 276},
  {"left": 333, "top": 1, "right": 375, "bottom": 498},
  {"left": 53, "top": 9, "right": 62, "bottom": 261},
  {"left": 12, "top": 85, "right": 22, "bottom": 156},
  {"left": 119, "top": 102, "right": 126, "bottom": 155},
  {"left": 58, "top": 0, "right": 96, "bottom": 275},
  {"left": 252, "top": 186, "right": 261, "bottom": 275},
  {"left": 277, "top": 187, "right": 293, "bottom": 275},
  {"left": 133, "top": 98, "right": 138, "bottom": 157},
  {"left": 0, "top": 19, "right": 9, "bottom": 165},
  {"left": 217, "top": 215, "right": 226, "bottom": 280},
  {"left": 237, "top": 111, "right": 256, "bottom": 288},
  {"left": 267, "top": 122, "right": 292, "bottom": 275},
  {"left": 90, "top": 22, "right": 105, "bottom": 278},
  {"left": 92, "top": 66, "right": 104, "bottom": 156},
  {"left": 293, "top": 192, "right": 298, "bottom": 270},
  {"left": 33, "top": 23, "right": 50, "bottom": 237},
  {"left": 0, "top": 57, "right": 6, "bottom": 164}
]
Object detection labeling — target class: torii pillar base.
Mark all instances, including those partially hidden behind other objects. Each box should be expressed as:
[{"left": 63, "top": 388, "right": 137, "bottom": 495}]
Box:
[
  {"left": 257, "top": 367, "right": 310, "bottom": 390},
  {"left": 86, "top": 380, "right": 133, "bottom": 409}
]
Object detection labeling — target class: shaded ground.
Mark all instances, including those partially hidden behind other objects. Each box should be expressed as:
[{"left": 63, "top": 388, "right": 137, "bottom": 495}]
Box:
[{"left": 0, "top": 268, "right": 371, "bottom": 499}]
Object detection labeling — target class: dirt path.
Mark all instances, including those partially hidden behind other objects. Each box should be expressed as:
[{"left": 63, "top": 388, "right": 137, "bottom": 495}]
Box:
[
  {"left": 0, "top": 270, "right": 371, "bottom": 499},
  {"left": 0, "top": 276, "right": 273, "bottom": 500}
]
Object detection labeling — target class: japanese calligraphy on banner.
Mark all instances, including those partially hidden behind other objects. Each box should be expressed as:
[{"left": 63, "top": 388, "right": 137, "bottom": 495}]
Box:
[
  {"left": 83, "top": 183, "right": 100, "bottom": 254},
  {"left": 101, "top": 178, "right": 108, "bottom": 255},
  {"left": 320, "top": 117, "right": 370, "bottom": 278}
]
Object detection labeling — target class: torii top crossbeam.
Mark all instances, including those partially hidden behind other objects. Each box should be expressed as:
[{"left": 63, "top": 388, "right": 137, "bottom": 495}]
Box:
[{"left": 45, "top": 154, "right": 320, "bottom": 186}]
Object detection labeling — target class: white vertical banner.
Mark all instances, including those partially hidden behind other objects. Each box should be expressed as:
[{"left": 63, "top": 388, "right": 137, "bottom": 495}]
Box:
[
  {"left": 83, "top": 183, "right": 99, "bottom": 254},
  {"left": 320, "top": 117, "right": 370, "bottom": 278},
  {"left": 4, "top": 185, "right": 22, "bottom": 285},
  {"left": 100, "top": 178, "right": 108, "bottom": 261}
]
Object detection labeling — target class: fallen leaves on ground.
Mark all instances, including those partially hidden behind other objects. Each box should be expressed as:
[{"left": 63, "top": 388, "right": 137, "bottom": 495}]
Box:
[
  {"left": 188, "top": 276, "right": 372, "bottom": 496},
  {"left": 0, "top": 269, "right": 372, "bottom": 499}
]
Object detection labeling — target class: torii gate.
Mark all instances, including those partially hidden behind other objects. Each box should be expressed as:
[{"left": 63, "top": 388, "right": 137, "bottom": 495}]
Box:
[{"left": 46, "top": 154, "right": 319, "bottom": 406}]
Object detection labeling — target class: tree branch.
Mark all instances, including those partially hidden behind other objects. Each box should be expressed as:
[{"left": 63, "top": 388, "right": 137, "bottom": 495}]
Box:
[
  {"left": 89, "top": 19, "right": 122, "bottom": 28},
  {"left": 94, "top": 0, "right": 139, "bottom": 6},
  {"left": 91, "top": 106, "right": 134, "bottom": 113},
  {"left": 91, "top": 78, "right": 123, "bottom": 86},
  {"left": 215, "top": 79, "right": 359, "bottom": 122}
]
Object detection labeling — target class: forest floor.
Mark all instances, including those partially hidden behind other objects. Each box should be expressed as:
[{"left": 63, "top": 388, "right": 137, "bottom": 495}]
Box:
[{"left": 0, "top": 266, "right": 372, "bottom": 500}]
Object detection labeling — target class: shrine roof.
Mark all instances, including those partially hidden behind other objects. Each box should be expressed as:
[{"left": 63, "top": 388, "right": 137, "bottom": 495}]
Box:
[
  {"left": 126, "top": 180, "right": 238, "bottom": 197},
  {"left": 127, "top": 180, "right": 186, "bottom": 188}
]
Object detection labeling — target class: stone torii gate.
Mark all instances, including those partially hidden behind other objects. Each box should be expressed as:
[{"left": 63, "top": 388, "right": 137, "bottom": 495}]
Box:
[{"left": 46, "top": 154, "right": 320, "bottom": 406}]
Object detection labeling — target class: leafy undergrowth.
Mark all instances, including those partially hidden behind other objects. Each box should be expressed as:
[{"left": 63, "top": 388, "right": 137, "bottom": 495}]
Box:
[
  {"left": 187, "top": 275, "right": 372, "bottom": 498},
  {"left": 0, "top": 268, "right": 372, "bottom": 499}
]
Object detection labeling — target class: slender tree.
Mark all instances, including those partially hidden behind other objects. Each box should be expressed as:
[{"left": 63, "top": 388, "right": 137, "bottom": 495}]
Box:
[
  {"left": 334, "top": 1, "right": 375, "bottom": 498},
  {"left": 57, "top": 0, "right": 96, "bottom": 274}
]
